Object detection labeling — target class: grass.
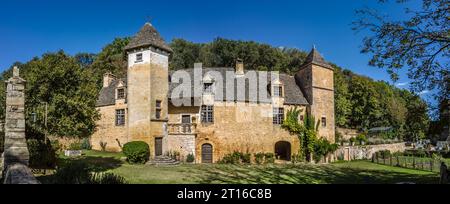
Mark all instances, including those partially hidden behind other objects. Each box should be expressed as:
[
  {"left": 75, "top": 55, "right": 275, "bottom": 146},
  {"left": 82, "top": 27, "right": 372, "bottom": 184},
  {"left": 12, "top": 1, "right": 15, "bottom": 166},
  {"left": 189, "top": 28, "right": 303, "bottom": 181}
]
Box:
[{"left": 36, "top": 150, "right": 440, "bottom": 184}]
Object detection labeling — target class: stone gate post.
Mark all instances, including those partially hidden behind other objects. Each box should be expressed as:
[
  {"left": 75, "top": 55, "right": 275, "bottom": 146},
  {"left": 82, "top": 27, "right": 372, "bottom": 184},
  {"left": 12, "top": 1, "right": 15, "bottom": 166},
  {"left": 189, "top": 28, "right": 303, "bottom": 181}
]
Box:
[{"left": 3, "top": 66, "right": 29, "bottom": 168}]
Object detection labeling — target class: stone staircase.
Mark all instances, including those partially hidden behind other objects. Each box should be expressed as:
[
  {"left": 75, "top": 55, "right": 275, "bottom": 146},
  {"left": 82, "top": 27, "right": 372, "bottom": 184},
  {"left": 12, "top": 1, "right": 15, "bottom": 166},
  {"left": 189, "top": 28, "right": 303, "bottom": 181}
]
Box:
[{"left": 146, "top": 156, "right": 180, "bottom": 166}]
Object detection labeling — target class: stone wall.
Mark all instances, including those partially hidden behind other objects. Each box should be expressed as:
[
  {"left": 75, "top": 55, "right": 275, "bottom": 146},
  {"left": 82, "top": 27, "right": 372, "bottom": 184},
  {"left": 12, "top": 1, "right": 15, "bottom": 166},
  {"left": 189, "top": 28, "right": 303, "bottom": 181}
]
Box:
[
  {"left": 336, "top": 128, "right": 360, "bottom": 140},
  {"left": 335, "top": 143, "right": 407, "bottom": 161},
  {"left": 91, "top": 103, "right": 128, "bottom": 152},
  {"left": 3, "top": 163, "right": 40, "bottom": 184}
]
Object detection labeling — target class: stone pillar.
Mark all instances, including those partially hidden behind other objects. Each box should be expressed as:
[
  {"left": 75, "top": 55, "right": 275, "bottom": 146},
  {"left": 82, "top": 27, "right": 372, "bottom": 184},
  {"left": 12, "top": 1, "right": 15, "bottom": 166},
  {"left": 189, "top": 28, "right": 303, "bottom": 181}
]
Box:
[{"left": 4, "top": 66, "right": 29, "bottom": 167}]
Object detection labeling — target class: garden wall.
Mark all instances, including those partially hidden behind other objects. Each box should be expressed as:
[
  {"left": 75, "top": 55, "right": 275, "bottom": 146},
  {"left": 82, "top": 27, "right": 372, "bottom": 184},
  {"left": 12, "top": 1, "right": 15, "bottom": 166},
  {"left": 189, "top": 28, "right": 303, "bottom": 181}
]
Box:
[
  {"left": 335, "top": 142, "right": 407, "bottom": 161},
  {"left": 336, "top": 128, "right": 360, "bottom": 140}
]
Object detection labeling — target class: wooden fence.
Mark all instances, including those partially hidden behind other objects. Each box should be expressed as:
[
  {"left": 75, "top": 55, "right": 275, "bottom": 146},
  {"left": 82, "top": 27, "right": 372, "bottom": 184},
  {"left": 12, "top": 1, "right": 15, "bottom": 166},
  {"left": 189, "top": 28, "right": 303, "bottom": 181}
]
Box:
[{"left": 372, "top": 154, "right": 450, "bottom": 173}]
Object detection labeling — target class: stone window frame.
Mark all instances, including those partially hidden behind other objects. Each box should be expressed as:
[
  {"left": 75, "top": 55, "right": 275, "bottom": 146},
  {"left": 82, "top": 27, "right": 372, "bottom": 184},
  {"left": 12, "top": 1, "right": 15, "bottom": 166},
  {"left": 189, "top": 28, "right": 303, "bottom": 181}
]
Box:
[
  {"left": 321, "top": 116, "right": 327, "bottom": 127},
  {"left": 135, "top": 53, "right": 143, "bottom": 63},
  {"left": 273, "top": 107, "right": 285, "bottom": 125},
  {"left": 201, "top": 105, "right": 214, "bottom": 124},
  {"left": 273, "top": 85, "right": 284, "bottom": 97},
  {"left": 181, "top": 114, "right": 192, "bottom": 124},
  {"left": 116, "top": 88, "right": 126, "bottom": 100},
  {"left": 155, "top": 100, "right": 162, "bottom": 119},
  {"left": 203, "top": 82, "right": 214, "bottom": 94},
  {"left": 115, "top": 109, "right": 126, "bottom": 126}
]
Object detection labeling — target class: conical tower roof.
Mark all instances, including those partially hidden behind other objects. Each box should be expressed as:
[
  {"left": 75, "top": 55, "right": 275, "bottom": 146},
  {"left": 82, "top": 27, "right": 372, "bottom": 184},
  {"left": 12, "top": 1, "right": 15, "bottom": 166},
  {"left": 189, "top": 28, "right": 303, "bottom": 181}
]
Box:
[
  {"left": 302, "top": 47, "right": 333, "bottom": 69},
  {"left": 124, "top": 22, "right": 172, "bottom": 53}
]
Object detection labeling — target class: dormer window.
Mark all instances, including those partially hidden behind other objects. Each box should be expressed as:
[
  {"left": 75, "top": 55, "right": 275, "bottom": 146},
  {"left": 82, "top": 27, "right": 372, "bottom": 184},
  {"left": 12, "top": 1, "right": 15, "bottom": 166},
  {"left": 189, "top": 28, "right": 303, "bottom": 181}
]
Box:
[
  {"left": 117, "top": 88, "right": 125, "bottom": 100},
  {"left": 203, "top": 83, "right": 213, "bottom": 94},
  {"left": 273, "top": 86, "right": 283, "bottom": 97},
  {"left": 135, "top": 53, "right": 143, "bottom": 62}
]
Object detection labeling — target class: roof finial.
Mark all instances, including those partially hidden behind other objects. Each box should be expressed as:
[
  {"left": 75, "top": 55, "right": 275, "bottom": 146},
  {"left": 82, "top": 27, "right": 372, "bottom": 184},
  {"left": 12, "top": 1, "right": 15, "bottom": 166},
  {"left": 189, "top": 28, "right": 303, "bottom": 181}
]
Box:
[
  {"left": 13, "top": 66, "right": 19, "bottom": 77},
  {"left": 313, "top": 44, "right": 316, "bottom": 50},
  {"left": 146, "top": 15, "right": 153, "bottom": 26}
]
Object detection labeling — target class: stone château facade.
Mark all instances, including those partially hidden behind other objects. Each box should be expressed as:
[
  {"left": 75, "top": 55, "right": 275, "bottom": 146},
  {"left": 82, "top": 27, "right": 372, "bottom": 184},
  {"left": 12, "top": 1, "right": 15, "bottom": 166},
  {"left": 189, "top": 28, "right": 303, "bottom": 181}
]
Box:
[{"left": 91, "top": 23, "right": 335, "bottom": 163}]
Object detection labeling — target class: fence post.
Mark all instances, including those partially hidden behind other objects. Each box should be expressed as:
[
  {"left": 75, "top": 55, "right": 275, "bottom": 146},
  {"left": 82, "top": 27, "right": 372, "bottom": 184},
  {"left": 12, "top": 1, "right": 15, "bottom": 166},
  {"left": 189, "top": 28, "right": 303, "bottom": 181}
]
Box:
[
  {"left": 389, "top": 155, "right": 392, "bottom": 166},
  {"left": 396, "top": 155, "right": 399, "bottom": 167},
  {"left": 430, "top": 160, "right": 433, "bottom": 172}
]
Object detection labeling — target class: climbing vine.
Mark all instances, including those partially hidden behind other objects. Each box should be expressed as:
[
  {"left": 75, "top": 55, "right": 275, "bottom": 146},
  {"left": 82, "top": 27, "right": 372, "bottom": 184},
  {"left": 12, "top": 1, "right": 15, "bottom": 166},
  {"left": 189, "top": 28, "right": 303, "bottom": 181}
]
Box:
[{"left": 283, "top": 108, "right": 337, "bottom": 163}]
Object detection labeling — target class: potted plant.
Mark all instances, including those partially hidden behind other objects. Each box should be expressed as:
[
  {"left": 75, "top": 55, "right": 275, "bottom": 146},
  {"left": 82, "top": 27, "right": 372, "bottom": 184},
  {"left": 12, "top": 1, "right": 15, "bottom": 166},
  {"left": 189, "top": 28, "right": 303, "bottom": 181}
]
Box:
[{"left": 349, "top": 137, "right": 356, "bottom": 146}]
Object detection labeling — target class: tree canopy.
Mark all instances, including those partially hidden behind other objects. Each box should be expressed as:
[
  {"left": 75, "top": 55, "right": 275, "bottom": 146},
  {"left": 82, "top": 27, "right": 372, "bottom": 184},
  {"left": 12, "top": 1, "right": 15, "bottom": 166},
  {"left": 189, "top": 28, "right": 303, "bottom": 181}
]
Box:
[{"left": 353, "top": 0, "right": 449, "bottom": 101}]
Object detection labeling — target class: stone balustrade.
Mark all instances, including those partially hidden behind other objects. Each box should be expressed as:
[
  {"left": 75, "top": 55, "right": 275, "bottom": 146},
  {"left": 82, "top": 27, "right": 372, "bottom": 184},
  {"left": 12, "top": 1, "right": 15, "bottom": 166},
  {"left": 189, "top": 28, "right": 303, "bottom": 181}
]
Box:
[{"left": 168, "top": 123, "right": 197, "bottom": 135}]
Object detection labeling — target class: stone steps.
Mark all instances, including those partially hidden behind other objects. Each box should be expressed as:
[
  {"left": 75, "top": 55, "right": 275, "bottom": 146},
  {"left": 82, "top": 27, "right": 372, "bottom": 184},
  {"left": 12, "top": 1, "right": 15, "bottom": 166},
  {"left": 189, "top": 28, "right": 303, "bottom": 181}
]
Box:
[{"left": 147, "top": 156, "right": 180, "bottom": 166}]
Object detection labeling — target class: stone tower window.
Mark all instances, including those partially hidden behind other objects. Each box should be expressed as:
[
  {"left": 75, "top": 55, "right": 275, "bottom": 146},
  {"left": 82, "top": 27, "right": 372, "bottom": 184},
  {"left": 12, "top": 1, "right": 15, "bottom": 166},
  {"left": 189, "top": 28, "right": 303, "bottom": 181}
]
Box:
[
  {"left": 321, "top": 117, "right": 327, "bottom": 127},
  {"left": 155, "top": 100, "right": 162, "bottom": 119},
  {"left": 117, "top": 88, "right": 125, "bottom": 100},
  {"left": 201, "top": 105, "right": 214, "bottom": 123},
  {"left": 136, "top": 53, "right": 143, "bottom": 62},
  {"left": 115, "top": 109, "right": 126, "bottom": 126},
  {"left": 203, "top": 83, "right": 213, "bottom": 94},
  {"left": 273, "top": 108, "right": 284, "bottom": 125}
]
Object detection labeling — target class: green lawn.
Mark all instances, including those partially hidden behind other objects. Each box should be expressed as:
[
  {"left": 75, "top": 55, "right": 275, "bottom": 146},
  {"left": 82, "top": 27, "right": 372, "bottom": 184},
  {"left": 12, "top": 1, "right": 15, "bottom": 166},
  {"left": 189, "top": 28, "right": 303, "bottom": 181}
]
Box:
[{"left": 38, "top": 150, "right": 440, "bottom": 184}]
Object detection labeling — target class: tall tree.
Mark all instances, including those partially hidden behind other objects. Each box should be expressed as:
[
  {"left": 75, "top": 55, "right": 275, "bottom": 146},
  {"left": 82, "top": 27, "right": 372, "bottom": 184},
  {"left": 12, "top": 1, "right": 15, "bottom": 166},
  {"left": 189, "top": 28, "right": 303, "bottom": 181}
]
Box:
[
  {"left": 1, "top": 51, "right": 99, "bottom": 139},
  {"left": 353, "top": 0, "right": 449, "bottom": 99}
]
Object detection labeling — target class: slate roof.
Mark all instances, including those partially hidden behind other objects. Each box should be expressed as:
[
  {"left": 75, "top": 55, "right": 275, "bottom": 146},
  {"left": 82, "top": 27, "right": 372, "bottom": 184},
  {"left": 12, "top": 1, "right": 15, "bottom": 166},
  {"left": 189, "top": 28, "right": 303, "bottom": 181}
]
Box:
[
  {"left": 96, "top": 68, "right": 309, "bottom": 107},
  {"left": 124, "top": 23, "right": 173, "bottom": 53},
  {"left": 97, "top": 79, "right": 127, "bottom": 107},
  {"left": 301, "top": 48, "right": 333, "bottom": 70},
  {"left": 169, "top": 68, "right": 309, "bottom": 105}
]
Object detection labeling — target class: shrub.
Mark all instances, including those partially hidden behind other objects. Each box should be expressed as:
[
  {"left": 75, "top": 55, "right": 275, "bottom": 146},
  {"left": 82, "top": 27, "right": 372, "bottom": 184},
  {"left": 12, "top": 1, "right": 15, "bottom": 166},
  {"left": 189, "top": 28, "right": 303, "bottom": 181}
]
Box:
[
  {"left": 81, "top": 138, "right": 92, "bottom": 150},
  {"left": 100, "top": 141, "right": 107, "bottom": 152},
  {"left": 291, "top": 153, "right": 304, "bottom": 164},
  {"left": 186, "top": 154, "right": 195, "bottom": 163},
  {"left": 356, "top": 134, "right": 368, "bottom": 145},
  {"left": 264, "top": 153, "right": 275, "bottom": 164},
  {"left": 53, "top": 162, "right": 91, "bottom": 184},
  {"left": 52, "top": 161, "right": 127, "bottom": 184},
  {"left": 69, "top": 142, "right": 83, "bottom": 150},
  {"left": 349, "top": 137, "right": 356, "bottom": 145},
  {"left": 375, "top": 150, "right": 391, "bottom": 159},
  {"left": 89, "top": 172, "right": 127, "bottom": 184},
  {"left": 27, "top": 139, "right": 57, "bottom": 169},
  {"left": 123, "top": 141, "right": 150, "bottom": 164},
  {"left": 50, "top": 140, "right": 62, "bottom": 154},
  {"left": 313, "top": 138, "right": 339, "bottom": 163},
  {"left": 254, "top": 153, "right": 265, "bottom": 164},
  {"left": 219, "top": 152, "right": 242, "bottom": 164},
  {"left": 241, "top": 153, "right": 251, "bottom": 164}
]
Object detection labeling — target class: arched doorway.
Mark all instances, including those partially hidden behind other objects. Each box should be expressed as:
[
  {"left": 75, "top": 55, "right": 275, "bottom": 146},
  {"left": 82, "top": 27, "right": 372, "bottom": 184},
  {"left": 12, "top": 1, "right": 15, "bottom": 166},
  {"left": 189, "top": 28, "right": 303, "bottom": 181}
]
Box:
[
  {"left": 201, "top": 144, "right": 213, "bottom": 163},
  {"left": 275, "top": 141, "right": 291, "bottom": 161}
]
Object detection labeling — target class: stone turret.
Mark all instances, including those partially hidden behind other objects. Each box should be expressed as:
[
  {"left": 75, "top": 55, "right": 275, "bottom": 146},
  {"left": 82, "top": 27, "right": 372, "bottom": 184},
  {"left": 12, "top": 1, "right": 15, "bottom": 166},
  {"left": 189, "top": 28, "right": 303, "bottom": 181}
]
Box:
[
  {"left": 125, "top": 22, "right": 172, "bottom": 158},
  {"left": 295, "top": 47, "right": 335, "bottom": 142},
  {"left": 4, "top": 66, "right": 29, "bottom": 167}
]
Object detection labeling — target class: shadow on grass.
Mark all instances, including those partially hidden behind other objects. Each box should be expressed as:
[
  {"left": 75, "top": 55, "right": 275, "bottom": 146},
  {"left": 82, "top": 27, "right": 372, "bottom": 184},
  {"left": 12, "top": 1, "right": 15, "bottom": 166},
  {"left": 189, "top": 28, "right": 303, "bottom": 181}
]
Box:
[{"left": 195, "top": 164, "right": 439, "bottom": 184}]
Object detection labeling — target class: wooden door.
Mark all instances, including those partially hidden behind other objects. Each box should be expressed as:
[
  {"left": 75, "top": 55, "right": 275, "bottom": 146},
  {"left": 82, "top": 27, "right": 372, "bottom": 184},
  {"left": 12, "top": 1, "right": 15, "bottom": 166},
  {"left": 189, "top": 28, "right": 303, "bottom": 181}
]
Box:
[
  {"left": 201, "top": 144, "right": 213, "bottom": 163},
  {"left": 155, "top": 138, "right": 163, "bottom": 156}
]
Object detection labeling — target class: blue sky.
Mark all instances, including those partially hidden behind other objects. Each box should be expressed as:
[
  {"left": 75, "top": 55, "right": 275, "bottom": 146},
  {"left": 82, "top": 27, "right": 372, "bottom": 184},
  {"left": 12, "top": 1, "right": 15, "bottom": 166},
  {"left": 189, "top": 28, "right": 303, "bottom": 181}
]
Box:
[{"left": 1, "top": 0, "right": 427, "bottom": 97}]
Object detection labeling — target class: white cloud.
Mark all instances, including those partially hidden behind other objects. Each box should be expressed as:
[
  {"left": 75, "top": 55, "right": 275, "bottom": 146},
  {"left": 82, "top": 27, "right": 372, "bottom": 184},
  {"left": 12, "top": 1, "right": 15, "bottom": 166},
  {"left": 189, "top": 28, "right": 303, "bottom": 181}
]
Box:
[
  {"left": 419, "top": 90, "right": 430, "bottom": 95},
  {"left": 395, "top": 82, "right": 409, "bottom": 87}
]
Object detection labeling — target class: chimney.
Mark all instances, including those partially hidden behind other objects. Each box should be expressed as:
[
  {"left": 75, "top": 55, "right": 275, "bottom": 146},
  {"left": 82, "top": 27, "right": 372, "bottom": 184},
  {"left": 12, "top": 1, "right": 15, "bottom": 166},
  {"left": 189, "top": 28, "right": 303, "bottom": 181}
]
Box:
[
  {"left": 103, "top": 72, "right": 116, "bottom": 88},
  {"left": 236, "top": 59, "right": 244, "bottom": 75}
]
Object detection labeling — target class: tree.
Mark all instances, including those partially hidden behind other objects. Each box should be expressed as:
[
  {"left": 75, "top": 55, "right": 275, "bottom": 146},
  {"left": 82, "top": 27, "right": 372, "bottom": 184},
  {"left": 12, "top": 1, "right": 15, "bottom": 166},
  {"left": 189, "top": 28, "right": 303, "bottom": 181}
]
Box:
[
  {"left": 404, "top": 95, "right": 430, "bottom": 141},
  {"left": 334, "top": 66, "right": 352, "bottom": 127},
  {"left": 0, "top": 51, "right": 100, "bottom": 139},
  {"left": 89, "top": 38, "right": 130, "bottom": 86},
  {"left": 353, "top": 0, "right": 449, "bottom": 99}
]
